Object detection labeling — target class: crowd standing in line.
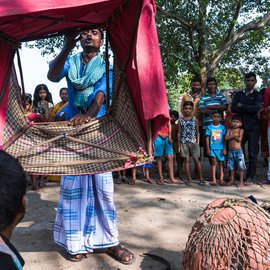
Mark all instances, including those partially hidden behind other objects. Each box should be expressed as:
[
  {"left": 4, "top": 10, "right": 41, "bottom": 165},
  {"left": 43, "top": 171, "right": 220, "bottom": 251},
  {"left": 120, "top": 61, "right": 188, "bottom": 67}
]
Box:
[
  {"left": 22, "top": 71, "right": 268, "bottom": 190},
  {"left": 123, "top": 72, "right": 267, "bottom": 188}
]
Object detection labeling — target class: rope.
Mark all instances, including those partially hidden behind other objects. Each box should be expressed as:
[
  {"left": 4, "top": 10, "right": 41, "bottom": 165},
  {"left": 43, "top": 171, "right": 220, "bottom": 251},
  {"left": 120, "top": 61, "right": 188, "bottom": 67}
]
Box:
[{"left": 183, "top": 198, "right": 270, "bottom": 269}]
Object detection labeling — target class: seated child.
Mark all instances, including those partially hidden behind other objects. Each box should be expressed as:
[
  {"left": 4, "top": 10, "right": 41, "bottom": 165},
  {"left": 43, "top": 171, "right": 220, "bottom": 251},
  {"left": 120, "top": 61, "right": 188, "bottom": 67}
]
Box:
[
  {"left": 205, "top": 111, "right": 227, "bottom": 186},
  {"left": 225, "top": 114, "right": 246, "bottom": 187},
  {"left": 178, "top": 101, "right": 204, "bottom": 185}
]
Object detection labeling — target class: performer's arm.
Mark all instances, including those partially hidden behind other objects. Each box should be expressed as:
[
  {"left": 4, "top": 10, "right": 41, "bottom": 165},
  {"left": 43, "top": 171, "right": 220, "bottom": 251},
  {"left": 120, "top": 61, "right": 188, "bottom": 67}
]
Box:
[
  {"left": 86, "top": 92, "right": 105, "bottom": 118},
  {"left": 47, "top": 34, "right": 78, "bottom": 82},
  {"left": 69, "top": 92, "right": 105, "bottom": 126}
]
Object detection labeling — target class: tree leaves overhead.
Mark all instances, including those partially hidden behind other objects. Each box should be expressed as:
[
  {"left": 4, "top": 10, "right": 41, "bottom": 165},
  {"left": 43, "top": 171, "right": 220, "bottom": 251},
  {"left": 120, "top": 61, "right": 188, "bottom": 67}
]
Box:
[
  {"left": 156, "top": 0, "right": 270, "bottom": 88},
  {"left": 26, "top": 36, "right": 65, "bottom": 57},
  {"left": 26, "top": 1, "right": 270, "bottom": 110}
]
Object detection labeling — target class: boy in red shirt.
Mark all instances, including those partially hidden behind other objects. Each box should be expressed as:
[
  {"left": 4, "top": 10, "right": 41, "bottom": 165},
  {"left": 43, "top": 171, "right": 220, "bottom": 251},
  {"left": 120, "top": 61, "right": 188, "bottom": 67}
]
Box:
[{"left": 154, "top": 121, "right": 183, "bottom": 185}]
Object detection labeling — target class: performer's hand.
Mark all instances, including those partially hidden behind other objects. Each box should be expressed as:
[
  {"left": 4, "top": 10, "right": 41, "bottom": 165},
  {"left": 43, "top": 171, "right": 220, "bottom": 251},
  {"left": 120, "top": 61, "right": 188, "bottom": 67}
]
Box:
[
  {"left": 64, "top": 32, "right": 81, "bottom": 49},
  {"left": 68, "top": 114, "right": 92, "bottom": 126}
]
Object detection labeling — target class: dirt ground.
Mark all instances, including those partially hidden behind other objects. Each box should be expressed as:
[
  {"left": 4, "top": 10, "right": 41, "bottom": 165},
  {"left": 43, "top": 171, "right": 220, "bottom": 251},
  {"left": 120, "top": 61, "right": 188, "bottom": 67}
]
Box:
[{"left": 13, "top": 157, "right": 270, "bottom": 270}]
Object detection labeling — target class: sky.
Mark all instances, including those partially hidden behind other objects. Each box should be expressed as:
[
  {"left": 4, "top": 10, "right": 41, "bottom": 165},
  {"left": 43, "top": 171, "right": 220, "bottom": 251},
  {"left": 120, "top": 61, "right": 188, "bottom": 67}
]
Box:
[{"left": 14, "top": 45, "right": 66, "bottom": 104}]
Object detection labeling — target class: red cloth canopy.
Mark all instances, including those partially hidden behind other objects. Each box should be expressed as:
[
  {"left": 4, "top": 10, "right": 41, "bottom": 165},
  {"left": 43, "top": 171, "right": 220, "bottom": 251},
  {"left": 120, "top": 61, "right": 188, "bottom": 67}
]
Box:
[{"left": 0, "top": 0, "right": 169, "bottom": 146}]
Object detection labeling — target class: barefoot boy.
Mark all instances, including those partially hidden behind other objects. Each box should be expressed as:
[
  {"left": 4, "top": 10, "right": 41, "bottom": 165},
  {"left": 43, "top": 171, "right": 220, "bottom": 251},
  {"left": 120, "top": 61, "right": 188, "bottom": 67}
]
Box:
[
  {"left": 205, "top": 111, "right": 227, "bottom": 186},
  {"left": 154, "top": 122, "right": 183, "bottom": 185},
  {"left": 178, "top": 101, "right": 204, "bottom": 185},
  {"left": 225, "top": 115, "right": 246, "bottom": 187}
]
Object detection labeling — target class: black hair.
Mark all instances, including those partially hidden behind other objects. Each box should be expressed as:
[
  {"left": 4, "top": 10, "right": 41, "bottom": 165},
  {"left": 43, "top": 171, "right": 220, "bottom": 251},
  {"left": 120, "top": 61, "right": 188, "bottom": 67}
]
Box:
[
  {"left": 183, "top": 101, "right": 194, "bottom": 108},
  {"left": 33, "top": 84, "right": 53, "bottom": 107},
  {"left": 170, "top": 110, "right": 179, "bottom": 118},
  {"left": 245, "top": 72, "right": 256, "bottom": 79},
  {"left": 59, "top": 87, "right": 68, "bottom": 95},
  {"left": 206, "top": 77, "right": 217, "bottom": 85},
  {"left": 80, "top": 27, "right": 104, "bottom": 40},
  {"left": 24, "top": 94, "right": 32, "bottom": 105},
  {"left": 231, "top": 114, "right": 242, "bottom": 123},
  {"left": 190, "top": 76, "right": 201, "bottom": 84},
  {"left": 212, "top": 110, "right": 221, "bottom": 116},
  {"left": 0, "top": 151, "right": 27, "bottom": 232}
]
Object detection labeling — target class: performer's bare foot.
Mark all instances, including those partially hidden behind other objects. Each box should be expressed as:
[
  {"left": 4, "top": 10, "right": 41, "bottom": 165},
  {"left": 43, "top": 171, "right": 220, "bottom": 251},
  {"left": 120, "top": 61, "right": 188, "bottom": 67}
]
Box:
[{"left": 210, "top": 181, "right": 217, "bottom": 186}]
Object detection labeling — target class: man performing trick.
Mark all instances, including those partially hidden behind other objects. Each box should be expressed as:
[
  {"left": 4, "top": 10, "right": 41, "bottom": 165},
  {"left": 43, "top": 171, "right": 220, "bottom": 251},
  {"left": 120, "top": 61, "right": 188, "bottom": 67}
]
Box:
[{"left": 47, "top": 28, "right": 135, "bottom": 264}]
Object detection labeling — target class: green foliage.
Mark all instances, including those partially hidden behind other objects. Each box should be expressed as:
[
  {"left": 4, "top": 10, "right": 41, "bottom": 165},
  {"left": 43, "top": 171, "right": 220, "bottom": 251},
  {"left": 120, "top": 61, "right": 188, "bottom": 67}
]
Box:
[
  {"left": 26, "top": 36, "right": 65, "bottom": 57},
  {"left": 215, "top": 68, "right": 243, "bottom": 89},
  {"left": 167, "top": 73, "right": 193, "bottom": 110},
  {"left": 156, "top": 0, "right": 270, "bottom": 91},
  {"left": 26, "top": 1, "right": 270, "bottom": 109}
]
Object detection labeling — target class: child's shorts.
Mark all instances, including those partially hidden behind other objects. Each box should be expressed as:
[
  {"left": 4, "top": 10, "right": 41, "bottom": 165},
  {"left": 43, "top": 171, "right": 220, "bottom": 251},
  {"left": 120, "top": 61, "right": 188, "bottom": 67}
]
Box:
[
  {"left": 181, "top": 143, "right": 200, "bottom": 158},
  {"left": 227, "top": 149, "right": 246, "bottom": 171},
  {"left": 210, "top": 149, "right": 225, "bottom": 162},
  {"left": 140, "top": 163, "right": 152, "bottom": 169},
  {"left": 154, "top": 136, "right": 173, "bottom": 157}
]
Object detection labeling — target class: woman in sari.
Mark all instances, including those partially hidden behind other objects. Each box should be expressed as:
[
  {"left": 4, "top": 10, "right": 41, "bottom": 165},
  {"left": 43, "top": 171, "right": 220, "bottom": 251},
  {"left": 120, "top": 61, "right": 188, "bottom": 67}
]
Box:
[{"left": 49, "top": 87, "right": 69, "bottom": 121}]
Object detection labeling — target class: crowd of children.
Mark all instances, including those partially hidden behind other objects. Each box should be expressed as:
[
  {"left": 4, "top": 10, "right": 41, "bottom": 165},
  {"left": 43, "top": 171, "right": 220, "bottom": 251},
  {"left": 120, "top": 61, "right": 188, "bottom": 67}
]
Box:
[{"left": 116, "top": 72, "right": 269, "bottom": 188}]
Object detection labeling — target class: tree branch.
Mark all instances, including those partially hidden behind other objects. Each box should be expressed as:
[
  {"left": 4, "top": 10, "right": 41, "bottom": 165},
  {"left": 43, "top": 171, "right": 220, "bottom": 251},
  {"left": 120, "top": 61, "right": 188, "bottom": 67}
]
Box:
[
  {"left": 188, "top": 28, "right": 198, "bottom": 59},
  {"left": 210, "top": 11, "right": 270, "bottom": 71},
  {"left": 225, "top": 0, "right": 243, "bottom": 40},
  {"left": 156, "top": 5, "right": 192, "bottom": 32},
  {"left": 197, "top": 0, "right": 207, "bottom": 68}
]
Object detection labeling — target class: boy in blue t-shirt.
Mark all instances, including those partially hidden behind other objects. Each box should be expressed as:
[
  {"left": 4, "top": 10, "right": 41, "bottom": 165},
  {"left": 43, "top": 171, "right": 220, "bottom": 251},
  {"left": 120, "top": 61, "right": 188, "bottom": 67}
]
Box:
[{"left": 205, "top": 111, "right": 227, "bottom": 186}]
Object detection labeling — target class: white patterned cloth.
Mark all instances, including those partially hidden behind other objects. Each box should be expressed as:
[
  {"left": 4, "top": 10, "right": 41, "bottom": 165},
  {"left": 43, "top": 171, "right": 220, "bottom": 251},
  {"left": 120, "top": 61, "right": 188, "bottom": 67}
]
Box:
[
  {"left": 54, "top": 172, "right": 119, "bottom": 254},
  {"left": 68, "top": 53, "right": 105, "bottom": 110}
]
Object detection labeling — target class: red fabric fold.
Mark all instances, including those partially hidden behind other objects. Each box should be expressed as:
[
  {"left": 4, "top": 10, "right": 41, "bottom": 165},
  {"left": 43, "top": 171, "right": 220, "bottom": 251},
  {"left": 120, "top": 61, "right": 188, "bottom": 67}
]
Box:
[{"left": 0, "top": 0, "right": 169, "bottom": 145}]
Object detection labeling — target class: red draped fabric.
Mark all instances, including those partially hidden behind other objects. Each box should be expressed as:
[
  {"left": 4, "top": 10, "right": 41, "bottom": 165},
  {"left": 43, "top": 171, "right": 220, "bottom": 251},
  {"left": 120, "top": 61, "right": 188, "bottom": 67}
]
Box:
[
  {"left": 0, "top": 0, "right": 169, "bottom": 144},
  {"left": 0, "top": 42, "right": 14, "bottom": 147}
]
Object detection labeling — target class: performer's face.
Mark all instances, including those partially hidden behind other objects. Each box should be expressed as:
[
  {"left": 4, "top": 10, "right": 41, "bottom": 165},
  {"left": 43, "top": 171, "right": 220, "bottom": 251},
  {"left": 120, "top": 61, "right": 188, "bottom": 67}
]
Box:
[{"left": 80, "top": 29, "right": 103, "bottom": 53}]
